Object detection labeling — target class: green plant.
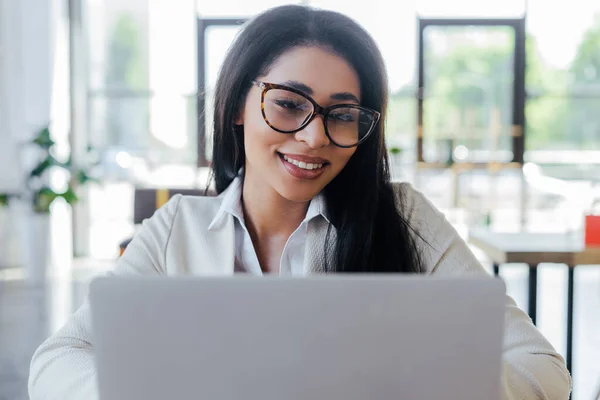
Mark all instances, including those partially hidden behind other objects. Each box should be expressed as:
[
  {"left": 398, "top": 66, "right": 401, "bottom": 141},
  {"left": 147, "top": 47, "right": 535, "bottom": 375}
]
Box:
[
  {"left": 388, "top": 146, "right": 404, "bottom": 165},
  {"left": 0, "top": 194, "right": 8, "bottom": 207},
  {"left": 389, "top": 146, "right": 403, "bottom": 155},
  {"left": 26, "top": 125, "right": 99, "bottom": 213}
]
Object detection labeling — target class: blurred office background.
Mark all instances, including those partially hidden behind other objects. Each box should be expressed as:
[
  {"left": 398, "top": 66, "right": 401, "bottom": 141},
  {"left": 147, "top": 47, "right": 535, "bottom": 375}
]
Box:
[{"left": 0, "top": 0, "right": 599, "bottom": 399}]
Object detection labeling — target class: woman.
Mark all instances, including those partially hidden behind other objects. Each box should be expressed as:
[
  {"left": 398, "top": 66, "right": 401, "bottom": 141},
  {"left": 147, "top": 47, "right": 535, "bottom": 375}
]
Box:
[{"left": 29, "top": 5, "right": 570, "bottom": 400}]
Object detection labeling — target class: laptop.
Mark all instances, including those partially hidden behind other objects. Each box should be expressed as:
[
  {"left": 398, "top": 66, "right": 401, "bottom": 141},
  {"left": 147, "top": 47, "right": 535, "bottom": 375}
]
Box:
[{"left": 89, "top": 275, "right": 506, "bottom": 400}]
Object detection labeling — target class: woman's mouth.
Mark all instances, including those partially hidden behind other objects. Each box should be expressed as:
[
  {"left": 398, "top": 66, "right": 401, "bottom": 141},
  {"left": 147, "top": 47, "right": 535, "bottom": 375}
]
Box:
[
  {"left": 282, "top": 154, "right": 324, "bottom": 170},
  {"left": 278, "top": 152, "right": 329, "bottom": 180}
]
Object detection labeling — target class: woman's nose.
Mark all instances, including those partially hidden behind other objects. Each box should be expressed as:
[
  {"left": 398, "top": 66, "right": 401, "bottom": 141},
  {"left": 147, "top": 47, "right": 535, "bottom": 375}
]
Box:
[{"left": 294, "top": 116, "right": 330, "bottom": 149}]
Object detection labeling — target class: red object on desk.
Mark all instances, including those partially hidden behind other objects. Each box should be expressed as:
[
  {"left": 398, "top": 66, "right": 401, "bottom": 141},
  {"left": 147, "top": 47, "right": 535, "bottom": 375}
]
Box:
[{"left": 585, "top": 215, "right": 600, "bottom": 247}]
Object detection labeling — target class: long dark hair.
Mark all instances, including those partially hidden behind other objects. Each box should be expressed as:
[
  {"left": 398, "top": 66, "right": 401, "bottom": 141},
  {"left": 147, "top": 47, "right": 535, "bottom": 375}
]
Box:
[{"left": 211, "top": 5, "right": 423, "bottom": 274}]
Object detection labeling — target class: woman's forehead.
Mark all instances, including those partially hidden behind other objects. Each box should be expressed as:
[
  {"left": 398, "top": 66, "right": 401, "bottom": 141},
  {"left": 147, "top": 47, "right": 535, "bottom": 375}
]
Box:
[{"left": 262, "top": 46, "right": 361, "bottom": 101}]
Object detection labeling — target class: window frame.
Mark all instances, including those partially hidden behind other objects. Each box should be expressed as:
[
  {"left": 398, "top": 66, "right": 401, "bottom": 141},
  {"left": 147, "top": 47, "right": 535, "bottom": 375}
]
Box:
[
  {"left": 416, "top": 17, "right": 527, "bottom": 168},
  {"left": 196, "top": 17, "right": 248, "bottom": 167}
]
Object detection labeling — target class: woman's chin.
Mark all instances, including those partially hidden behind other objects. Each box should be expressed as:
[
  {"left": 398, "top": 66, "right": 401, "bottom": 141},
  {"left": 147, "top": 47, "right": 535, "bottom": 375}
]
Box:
[
  {"left": 276, "top": 185, "right": 323, "bottom": 204},
  {"left": 281, "top": 192, "right": 318, "bottom": 203}
]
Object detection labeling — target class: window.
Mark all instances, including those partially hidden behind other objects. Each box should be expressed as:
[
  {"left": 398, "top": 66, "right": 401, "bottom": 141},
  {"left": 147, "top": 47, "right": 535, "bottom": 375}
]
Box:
[
  {"left": 86, "top": 0, "right": 197, "bottom": 258},
  {"left": 421, "top": 25, "right": 517, "bottom": 164},
  {"left": 526, "top": 0, "right": 600, "bottom": 157}
]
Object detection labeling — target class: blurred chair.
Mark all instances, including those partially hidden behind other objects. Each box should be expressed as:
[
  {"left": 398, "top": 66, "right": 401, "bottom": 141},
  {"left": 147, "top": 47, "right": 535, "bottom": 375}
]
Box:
[{"left": 119, "top": 187, "right": 216, "bottom": 256}]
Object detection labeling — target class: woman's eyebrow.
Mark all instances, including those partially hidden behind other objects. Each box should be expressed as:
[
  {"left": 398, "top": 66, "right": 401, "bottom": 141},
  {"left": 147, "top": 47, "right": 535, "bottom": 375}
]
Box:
[
  {"left": 282, "top": 80, "right": 313, "bottom": 95},
  {"left": 281, "top": 80, "right": 359, "bottom": 103},
  {"left": 330, "top": 92, "right": 359, "bottom": 103}
]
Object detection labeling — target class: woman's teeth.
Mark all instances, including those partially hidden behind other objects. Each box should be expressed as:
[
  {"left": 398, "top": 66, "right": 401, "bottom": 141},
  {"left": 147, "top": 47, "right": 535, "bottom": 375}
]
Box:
[{"left": 283, "top": 155, "right": 324, "bottom": 170}]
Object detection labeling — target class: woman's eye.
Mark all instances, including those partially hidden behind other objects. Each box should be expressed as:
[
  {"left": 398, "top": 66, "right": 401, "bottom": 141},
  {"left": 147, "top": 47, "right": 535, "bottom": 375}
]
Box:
[
  {"left": 274, "top": 99, "right": 304, "bottom": 110},
  {"left": 330, "top": 112, "right": 355, "bottom": 122}
]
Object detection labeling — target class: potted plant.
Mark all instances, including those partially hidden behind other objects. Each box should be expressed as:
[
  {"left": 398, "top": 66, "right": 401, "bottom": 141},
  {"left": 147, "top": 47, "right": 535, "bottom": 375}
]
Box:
[{"left": 21, "top": 125, "right": 98, "bottom": 283}]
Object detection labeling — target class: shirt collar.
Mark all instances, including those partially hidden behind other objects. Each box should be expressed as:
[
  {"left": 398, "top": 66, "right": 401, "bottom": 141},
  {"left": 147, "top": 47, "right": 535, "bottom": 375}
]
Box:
[
  {"left": 208, "top": 173, "right": 330, "bottom": 231},
  {"left": 305, "top": 189, "right": 330, "bottom": 225},
  {"left": 208, "top": 175, "right": 244, "bottom": 231}
]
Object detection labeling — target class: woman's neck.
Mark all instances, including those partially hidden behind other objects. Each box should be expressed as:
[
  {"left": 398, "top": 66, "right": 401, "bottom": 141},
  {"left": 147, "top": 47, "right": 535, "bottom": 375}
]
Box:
[
  {"left": 241, "top": 172, "right": 309, "bottom": 240},
  {"left": 241, "top": 168, "right": 310, "bottom": 273}
]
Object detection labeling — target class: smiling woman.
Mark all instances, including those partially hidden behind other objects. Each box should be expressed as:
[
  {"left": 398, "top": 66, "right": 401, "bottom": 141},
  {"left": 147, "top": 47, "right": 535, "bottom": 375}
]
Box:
[
  {"left": 29, "top": 5, "right": 571, "bottom": 400},
  {"left": 211, "top": 10, "right": 419, "bottom": 275}
]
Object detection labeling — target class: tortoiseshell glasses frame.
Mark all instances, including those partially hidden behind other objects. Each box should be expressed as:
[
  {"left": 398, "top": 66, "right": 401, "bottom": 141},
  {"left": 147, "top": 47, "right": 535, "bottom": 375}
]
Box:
[{"left": 252, "top": 80, "right": 381, "bottom": 148}]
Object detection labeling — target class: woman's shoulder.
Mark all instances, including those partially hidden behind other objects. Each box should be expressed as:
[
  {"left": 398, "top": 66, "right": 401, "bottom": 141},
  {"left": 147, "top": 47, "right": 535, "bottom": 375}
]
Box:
[
  {"left": 141, "top": 192, "right": 225, "bottom": 236},
  {"left": 390, "top": 181, "right": 436, "bottom": 217},
  {"left": 390, "top": 181, "right": 447, "bottom": 241},
  {"left": 168, "top": 192, "right": 225, "bottom": 226},
  {"left": 131, "top": 192, "right": 231, "bottom": 275},
  {"left": 175, "top": 191, "right": 223, "bottom": 210}
]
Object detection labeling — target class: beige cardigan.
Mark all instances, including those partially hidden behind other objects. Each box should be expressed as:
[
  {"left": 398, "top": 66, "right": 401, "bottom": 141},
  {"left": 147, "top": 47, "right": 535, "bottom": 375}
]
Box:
[{"left": 28, "top": 182, "right": 571, "bottom": 400}]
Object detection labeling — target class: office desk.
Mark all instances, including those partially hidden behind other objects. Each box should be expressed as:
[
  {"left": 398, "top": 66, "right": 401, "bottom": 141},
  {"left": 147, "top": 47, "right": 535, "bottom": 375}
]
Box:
[{"left": 469, "top": 230, "right": 600, "bottom": 377}]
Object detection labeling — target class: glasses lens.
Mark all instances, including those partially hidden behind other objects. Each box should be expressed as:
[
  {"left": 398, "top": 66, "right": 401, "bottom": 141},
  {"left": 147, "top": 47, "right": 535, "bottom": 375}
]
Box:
[
  {"left": 326, "top": 107, "right": 376, "bottom": 146},
  {"left": 263, "top": 89, "right": 314, "bottom": 132}
]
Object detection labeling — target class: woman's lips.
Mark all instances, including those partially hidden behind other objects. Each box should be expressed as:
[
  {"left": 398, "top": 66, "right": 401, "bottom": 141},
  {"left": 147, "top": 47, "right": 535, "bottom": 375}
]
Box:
[{"left": 278, "top": 153, "right": 328, "bottom": 180}]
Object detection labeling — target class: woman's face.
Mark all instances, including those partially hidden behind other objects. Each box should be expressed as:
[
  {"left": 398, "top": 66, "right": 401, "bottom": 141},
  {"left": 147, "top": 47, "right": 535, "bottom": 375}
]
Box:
[{"left": 238, "top": 46, "right": 360, "bottom": 203}]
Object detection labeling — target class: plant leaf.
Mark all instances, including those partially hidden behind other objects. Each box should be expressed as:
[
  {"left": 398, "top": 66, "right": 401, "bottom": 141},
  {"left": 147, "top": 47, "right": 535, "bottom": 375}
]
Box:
[
  {"left": 29, "top": 155, "right": 58, "bottom": 178},
  {"left": 33, "top": 187, "right": 58, "bottom": 213},
  {"left": 32, "top": 127, "right": 55, "bottom": 150},
  {"left": 74, "top": 169, "right": 100, "bottom": 185},
  {"left": 74, "top": 170, "right": 88, "bottom": 185},
  {"left": 61, "top": 187, "right": 79, "bottom": 205}
]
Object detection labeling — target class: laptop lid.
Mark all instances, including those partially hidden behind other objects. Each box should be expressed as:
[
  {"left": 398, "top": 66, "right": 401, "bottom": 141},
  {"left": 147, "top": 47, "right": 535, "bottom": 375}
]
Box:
[{"left": 90, "top": 275, "right": 505, "bottom": 400}]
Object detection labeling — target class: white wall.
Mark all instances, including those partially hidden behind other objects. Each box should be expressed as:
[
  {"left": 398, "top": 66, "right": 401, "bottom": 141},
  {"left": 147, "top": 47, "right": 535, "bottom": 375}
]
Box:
[
  {"left": 0, "top": 0, "right": 23, "bottom": 192},
  {"left": 0, "top": 0, "right": 55, "bottom": 192}
]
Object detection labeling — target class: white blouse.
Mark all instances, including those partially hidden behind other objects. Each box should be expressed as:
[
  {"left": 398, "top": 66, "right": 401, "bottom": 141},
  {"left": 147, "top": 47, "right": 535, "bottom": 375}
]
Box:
[{"left": 209, "top": 175, "right": 328, "bottom": 275}]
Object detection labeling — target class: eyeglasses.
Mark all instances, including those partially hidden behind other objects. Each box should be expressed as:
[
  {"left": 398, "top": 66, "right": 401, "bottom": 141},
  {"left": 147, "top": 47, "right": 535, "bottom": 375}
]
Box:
[{"left": 252, "top": 81, "right": 381, "bottom": 148}]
